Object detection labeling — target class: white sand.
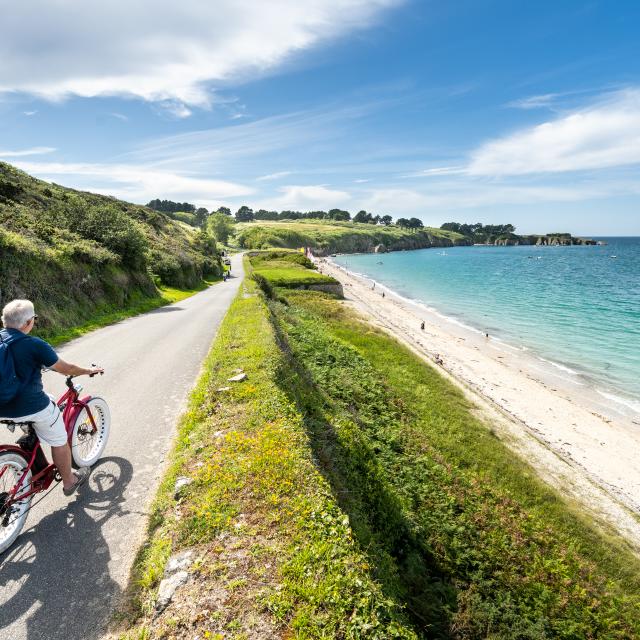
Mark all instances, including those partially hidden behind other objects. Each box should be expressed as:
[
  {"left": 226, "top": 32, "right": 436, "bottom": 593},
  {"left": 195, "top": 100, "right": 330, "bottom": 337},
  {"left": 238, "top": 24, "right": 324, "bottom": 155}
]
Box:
[{"left": 316, "top": 256, "right": 640, "bottom": 552}]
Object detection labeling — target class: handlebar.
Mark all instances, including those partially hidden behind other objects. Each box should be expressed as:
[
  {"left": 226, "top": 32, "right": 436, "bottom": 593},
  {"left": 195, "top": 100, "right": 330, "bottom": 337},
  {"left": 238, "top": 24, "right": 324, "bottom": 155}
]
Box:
[{"left": 65, "top": 364, "right": 104, "bottom": 387}]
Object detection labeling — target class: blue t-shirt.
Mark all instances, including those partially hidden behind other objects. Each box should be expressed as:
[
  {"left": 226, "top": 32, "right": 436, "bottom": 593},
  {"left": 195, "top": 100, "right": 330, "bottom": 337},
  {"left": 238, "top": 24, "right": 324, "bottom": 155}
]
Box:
[{"left": 0, "top": 328, "right": 58, "bottom": 418}]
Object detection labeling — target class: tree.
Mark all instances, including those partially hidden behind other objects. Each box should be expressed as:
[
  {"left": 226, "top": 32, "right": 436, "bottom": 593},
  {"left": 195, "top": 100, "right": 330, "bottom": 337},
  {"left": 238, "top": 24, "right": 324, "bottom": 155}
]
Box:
[
  {"left": 380, "top": 215, "right": 393, "bottom": 226},
  {"left": 208, "top": 213, "right": 234, "bottom": 244},
  {"left": 353, "top": 210, "right": 372, "bottom": 224},
  {"left": 305, "top": 210, "right": 327, "bottom": 220},
  {"left": 254, "top": 209, "right": 279, "bottom": 220},
  {"left": 235, "top": 205, "right": 254, "bottom": 222},
  {"left": 328, "top": 208, "right": 351, "bottom": 221},
  {"left": 194, "top": 207, "right": 209, "bottom": 227},
  {"left": 279, "top": 210, "right": 302, "bottom": 220},
  {"left": 146, "top": 199, "right": 196, "bottom": 214},
  {"left": 216, "top": 206, "right": 232, "bottom": 216},
  {"left": 396, "top": 217, "right": 410, "bottom": 228},
  {"left": 407, "top": 217, "right": 424, "bottom": 229}
]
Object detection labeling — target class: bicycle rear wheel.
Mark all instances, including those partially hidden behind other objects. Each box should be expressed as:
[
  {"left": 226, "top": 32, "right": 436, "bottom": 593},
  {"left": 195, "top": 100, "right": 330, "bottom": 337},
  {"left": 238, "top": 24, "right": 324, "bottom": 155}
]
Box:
[
  {"left": 71, "top": 397, "right": 110, "bottom": 468},
  {"left": 0, "top": 451, "right": 33, "bottom": 554}
]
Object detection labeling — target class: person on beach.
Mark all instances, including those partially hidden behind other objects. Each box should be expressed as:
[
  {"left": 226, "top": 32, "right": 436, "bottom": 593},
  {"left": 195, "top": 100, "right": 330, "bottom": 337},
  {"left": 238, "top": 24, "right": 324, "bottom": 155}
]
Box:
[
  {"left": 421, "top": 321, "right": 425, "bottom": 331},
  {"left": 382, "top": 292, "right": 385, "bottom": 298},
  {"left": 435, "top": 353, "right": 444, "bottom": 366}
]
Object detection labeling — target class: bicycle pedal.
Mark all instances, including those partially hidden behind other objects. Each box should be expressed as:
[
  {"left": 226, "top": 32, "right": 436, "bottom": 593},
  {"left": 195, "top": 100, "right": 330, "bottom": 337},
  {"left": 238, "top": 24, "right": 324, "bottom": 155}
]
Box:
[{"left": 54, "top": 471, "right": 62, "bottom": 483}]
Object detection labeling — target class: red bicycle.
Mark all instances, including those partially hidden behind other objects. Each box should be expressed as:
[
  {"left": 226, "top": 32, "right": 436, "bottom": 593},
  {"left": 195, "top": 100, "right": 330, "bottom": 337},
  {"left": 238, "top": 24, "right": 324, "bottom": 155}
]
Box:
[{"left": 0, "top": 373, "right": 110, "bottom": 553}]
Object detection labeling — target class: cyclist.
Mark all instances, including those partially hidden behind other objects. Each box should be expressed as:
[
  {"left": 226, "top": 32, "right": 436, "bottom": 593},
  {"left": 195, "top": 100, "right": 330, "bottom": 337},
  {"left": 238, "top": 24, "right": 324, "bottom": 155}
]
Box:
[{"left": 0, "top": 299, "right": 103, "bottom": 496}]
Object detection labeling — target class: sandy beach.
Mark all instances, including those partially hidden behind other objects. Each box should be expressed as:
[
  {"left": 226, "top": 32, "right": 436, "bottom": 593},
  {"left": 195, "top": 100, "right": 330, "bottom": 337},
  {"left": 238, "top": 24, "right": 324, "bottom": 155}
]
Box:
[{"left": 316, "top": 256, "right": 640, "bottom": 552}]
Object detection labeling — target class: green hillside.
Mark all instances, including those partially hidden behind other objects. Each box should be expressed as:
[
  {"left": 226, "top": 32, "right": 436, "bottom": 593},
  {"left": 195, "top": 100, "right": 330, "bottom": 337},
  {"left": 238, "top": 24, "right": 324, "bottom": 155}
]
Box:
[
  {"left": 236, "top": 219, "right": 468, "bottom": 254},
  {"left": 0, "top": 162, "right": 222, "bottom": 339}
]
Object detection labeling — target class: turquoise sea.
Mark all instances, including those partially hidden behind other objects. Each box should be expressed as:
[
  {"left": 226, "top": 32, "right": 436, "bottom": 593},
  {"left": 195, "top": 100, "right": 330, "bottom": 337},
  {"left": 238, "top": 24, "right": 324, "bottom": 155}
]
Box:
[{"left": 333, "top": 238, "right": 640, "bottom": 415}]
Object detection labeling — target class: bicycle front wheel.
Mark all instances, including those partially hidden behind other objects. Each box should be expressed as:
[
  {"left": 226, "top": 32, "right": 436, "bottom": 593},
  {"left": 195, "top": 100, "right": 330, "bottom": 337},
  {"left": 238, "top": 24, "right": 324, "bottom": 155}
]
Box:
[
  {"left": 71, "top": 397, "right": 111, "bottom": 468},
  {"left": 0, "top": 451, "right": 33, "bottom": 554}
]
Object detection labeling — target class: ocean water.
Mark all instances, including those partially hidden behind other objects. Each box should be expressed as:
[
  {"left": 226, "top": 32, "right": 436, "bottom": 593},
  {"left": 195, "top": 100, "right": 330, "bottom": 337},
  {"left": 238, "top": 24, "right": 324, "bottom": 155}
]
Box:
[{"left": 333, "top": 238, "right": 640, "bottom": 414}]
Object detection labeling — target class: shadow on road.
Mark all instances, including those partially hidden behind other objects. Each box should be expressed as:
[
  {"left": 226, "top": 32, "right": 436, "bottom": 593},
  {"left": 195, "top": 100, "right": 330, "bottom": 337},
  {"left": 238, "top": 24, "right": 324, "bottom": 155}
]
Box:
[
  {"left": 147, "top": 306, "right": 184, "bottom": 314},
  {"left": 0, "top": 456, "right": 133, "bottom": 640}
]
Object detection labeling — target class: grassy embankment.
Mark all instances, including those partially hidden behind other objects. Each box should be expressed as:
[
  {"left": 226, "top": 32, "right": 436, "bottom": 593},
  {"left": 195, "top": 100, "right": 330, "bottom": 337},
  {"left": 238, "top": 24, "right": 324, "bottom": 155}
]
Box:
[
  {"left": 118, "top": 250, "right": 640, "bottom": 639},
  {"left": 250, "top": 250, "right": 338, "bottom": 291},
  {"left": 236, "top": 219, "right": 467, "bottom": 255},
  {"left": 0, "top": 162, "right": 222, "bottom": 340}
]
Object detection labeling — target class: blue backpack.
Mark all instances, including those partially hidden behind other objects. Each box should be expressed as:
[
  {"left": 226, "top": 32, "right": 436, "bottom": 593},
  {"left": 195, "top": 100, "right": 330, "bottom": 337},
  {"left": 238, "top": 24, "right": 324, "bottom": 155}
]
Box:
[{"left": 0, "top": 330, "right": 27, "bottom": 405}]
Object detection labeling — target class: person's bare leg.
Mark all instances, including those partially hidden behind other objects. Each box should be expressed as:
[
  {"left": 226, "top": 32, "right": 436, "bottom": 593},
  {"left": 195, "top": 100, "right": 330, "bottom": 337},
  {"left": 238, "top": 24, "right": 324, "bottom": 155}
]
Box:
[{"left": 51, "top": 444, "right": 77, "bottom": 490}]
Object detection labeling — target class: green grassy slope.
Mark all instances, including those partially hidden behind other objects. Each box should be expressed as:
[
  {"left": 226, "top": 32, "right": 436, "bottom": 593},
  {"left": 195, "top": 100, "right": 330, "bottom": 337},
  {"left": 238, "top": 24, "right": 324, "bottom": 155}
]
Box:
[
  {"left": 250, "top": 249, "right": 339, "bottom": 288},
  {"left": 0, "top": 162, "right": 222, "bottom": 337},
  {"left": 119, "top": 253, "right": 640, "bottom": 639},
  {"left": 236, "top": 219, "right": 468, "bottom": 255}
]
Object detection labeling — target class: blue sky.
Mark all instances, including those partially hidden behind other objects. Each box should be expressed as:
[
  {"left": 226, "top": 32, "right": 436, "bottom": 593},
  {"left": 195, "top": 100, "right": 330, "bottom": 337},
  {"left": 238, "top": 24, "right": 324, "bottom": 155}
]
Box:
[{"left": 1, "top": 0, "right": 639, "bottom": 235}]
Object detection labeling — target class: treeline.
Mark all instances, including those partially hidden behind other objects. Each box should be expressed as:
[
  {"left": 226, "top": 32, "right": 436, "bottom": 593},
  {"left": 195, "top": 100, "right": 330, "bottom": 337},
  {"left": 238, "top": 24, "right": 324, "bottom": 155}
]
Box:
[
  {"left": 441, "top": 222, "right": 516, "bottom": 242},
  {"left": 147, "top": 199, "right": 426, "bottom": 230},
  {"left": 147, "top": 199, "right": 197, "bottom": 214},
  {"left": 233, "top": 206, "right": 425, "bottom": 228}
]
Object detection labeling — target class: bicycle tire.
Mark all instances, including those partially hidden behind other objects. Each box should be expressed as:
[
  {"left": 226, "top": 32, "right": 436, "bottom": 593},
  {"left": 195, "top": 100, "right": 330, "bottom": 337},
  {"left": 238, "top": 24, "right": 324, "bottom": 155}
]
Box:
[
  {"left": 70, "top": 397, "right": 110, "bottom": 468},
  {"left": 0, "top": 451, "right": 32, "bottom": 555}
]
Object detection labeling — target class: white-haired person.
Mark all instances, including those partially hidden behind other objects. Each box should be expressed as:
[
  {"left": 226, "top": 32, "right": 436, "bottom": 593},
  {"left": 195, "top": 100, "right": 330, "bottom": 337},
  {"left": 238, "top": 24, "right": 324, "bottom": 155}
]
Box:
[{"left": 0, "top": 299, "right": 103, "bottom": 495}]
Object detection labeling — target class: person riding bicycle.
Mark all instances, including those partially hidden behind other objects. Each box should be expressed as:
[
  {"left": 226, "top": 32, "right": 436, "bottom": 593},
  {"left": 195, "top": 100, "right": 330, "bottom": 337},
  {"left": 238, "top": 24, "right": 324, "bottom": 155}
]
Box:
[{"left": 0, "top": 299, "right": 103, "bottom": 496}]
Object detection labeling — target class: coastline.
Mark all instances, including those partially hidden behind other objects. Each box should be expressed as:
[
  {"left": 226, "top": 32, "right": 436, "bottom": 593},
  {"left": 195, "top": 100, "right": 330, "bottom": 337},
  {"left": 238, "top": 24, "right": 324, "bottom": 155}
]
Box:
[{"left": 316, "top": 255, "right": 640, "bottom": 551}]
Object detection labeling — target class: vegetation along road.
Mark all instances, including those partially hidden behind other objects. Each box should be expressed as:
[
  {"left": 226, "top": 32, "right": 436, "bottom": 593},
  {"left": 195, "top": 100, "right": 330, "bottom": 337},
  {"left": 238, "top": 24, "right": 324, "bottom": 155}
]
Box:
[{"left": 0, "top": 253, "right": 244, "bottom": 640}]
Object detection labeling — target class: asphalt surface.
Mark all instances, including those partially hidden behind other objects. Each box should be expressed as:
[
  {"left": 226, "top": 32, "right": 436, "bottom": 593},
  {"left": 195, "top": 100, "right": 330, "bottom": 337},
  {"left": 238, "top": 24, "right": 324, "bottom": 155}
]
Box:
[{"left": 0, "top": 254, "right": 243, "bottom": 640}]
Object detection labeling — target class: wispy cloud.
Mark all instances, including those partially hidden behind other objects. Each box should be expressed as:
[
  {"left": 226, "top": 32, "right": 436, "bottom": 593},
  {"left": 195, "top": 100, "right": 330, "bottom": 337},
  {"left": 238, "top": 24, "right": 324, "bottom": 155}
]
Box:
[
  {"left": 14, "top": 160, "right": 253, "bottom": 207},
  {"left": 109, "top": 112, "right": 129, "bottom": 122},
  {"left": 256, "top": 171, "right": 292, "bottom": 182},
  {"left": 506, "top": 92, "right": 564, "bottom": 110},
  {"left": 0, "top": 146, "right": 55, "bottom": 158},
  {"left": 127, "top": 103, "right": 384, "bottom": 173},
  {"left": 0, "top": 0, "right": 402, "bottom": 109},
  {"left": 406, "top": 166, "right": 466, "bottom": 177},
  {"left": 468, "top": 89, "right": 640, "bottom": 176},
  {"left": 23, "top": 110, "right": 37, "bottom": 116}
]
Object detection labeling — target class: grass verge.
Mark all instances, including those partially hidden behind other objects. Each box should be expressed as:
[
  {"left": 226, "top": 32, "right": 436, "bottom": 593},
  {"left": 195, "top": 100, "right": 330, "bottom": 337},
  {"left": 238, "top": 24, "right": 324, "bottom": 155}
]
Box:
[{"left": 115, "top": 274, "right": 418, "bottom": 639}]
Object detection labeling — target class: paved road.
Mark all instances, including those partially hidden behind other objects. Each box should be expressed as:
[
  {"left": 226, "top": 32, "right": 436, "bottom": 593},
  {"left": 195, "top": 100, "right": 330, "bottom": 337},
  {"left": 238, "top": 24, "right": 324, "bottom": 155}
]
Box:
[{"left": 0, "top": 254, "right": 244, "bottom": 640}]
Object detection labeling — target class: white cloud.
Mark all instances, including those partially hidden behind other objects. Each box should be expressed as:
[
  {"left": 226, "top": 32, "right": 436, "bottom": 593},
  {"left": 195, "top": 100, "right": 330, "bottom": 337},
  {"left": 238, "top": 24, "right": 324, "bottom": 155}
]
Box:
[
  {"left": 23, "top": 110, "right": 37, "bottom": 116},
  {"left": 469, "top": 89, "right": 640, "bottom": 176},
  {"left": 263, "top": 184, "right": 351, "bottom": 210},
  {"left": 0, "top": 0, "right": 402, "bottom": 108},
  {"left": 256, "top": 171, "right": 292, "bottom": 181},
  {"left": 14, "top": 160, "right": 253, "bottom": 207},
  {"left": 0, "top": 146, "right": 55, "bottom": 158}
]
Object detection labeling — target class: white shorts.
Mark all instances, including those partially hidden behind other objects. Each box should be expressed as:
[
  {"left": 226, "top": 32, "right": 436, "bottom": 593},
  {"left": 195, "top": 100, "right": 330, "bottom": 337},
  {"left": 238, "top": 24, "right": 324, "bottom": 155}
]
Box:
[{"left": 13, "top": 398, "right": 67, "bottom": 447}]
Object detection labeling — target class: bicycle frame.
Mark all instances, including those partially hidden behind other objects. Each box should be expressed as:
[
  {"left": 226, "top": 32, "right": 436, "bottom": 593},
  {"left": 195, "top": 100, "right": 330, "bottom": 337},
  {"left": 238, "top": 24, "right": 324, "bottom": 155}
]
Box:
[{"left": 0, "top": 378, "right": 97, "bottom": 505}]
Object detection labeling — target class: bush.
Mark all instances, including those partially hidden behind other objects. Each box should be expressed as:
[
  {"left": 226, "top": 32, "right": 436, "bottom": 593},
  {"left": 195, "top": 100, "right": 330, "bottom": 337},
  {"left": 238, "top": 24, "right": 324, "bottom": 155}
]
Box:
[{"left": 69, "top": 204, "right": 148, "bottom": 270}]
